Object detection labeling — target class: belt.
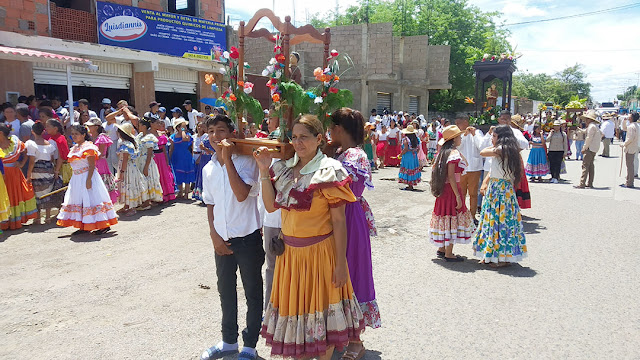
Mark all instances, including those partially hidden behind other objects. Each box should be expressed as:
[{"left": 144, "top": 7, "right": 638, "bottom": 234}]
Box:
[
  {"left": 73, "top": 166, "right": 89, "bottom": 175},
  {"left": 282, "top": 232, "right": 333, "bottom": 247},
  {"left": 153, "top": 149, "right": 163, "bottom": 153}
]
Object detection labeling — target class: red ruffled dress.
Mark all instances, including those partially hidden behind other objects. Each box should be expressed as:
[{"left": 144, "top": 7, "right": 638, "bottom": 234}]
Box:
[{"left": 428, "top": 151, "right": 475, "bottom": 246}]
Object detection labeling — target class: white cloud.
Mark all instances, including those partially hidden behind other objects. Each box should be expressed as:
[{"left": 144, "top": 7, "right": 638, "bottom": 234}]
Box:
[{"left": 502, "top": 3, "right": 546, "bottom": 18}]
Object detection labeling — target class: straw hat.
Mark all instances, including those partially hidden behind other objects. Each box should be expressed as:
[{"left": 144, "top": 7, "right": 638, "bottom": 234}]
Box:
[
  {"left": 438, "top": 125, "right": 463, "bottom": 146},
  {"left": 601, "top": 113, "right": 612, "bottom": 120},
  {"left": 511, "top": 114, "right": 524, "bottom": 131},
  {"left": 116, "top": 122, "right": 136, "bottom": 138},
  {"left": 173, "top": 118, "right": 188, "bottom": 129},
  {"left": 553, "top": 120, "right": 563, "bottom": 126},
  {"left": 375, "top": 115, "right": 382, "bottom": 122},
  {"left": 579, "top": 110, "right": 600, "bottom": 123},
  {"left": 85, "top": 117, "right": 102, "bottom": 127},
  {"left": 402, "top": 124, "right": 418, "bottom": 135},
  {"left": 364, "top": 122, "right": 375, "bottom": 130}
]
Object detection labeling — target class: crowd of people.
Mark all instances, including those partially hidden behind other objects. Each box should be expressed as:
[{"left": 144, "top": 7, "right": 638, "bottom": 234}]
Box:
[
  {"left": 0, "top": 95, "right": 228, "bottom": 235},
  {"left": 2, "top": 93, "right": 635, "bottom": 360}
]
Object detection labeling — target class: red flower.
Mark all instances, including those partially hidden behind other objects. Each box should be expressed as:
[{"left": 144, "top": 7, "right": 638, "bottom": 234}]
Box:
[
  {"left": 330, "top": 49, "right": 339, "bottom": 57},
  {"left": 229, "top": 46, "right": 239, "bottom": 59},
  {"left": 329, "top": 87, "right": 339, "bottom": 94},
  {"left": 321, "top": 92, "right": 327, "bottom": 98},
  {"left": 229, "top": 94, "right": 237, "bottom": 101},
  {"left": 275, "top": 53, "right": 286, "bottom": 63}
]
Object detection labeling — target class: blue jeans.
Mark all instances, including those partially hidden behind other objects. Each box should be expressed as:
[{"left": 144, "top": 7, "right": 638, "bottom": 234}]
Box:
[{"left": 575, "top": 140, "right": 585, "bottom": 160}]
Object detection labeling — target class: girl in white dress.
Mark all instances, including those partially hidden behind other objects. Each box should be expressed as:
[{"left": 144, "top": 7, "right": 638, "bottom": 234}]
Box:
[
  {"left": 57, "top": 125, "right": 117, "bottom": 235},
  {"left": 116, "top": 123, "right": 148, "bottom": 216},
  {"left": 137, "top": 116, "right": 164, "bottom": 205}
]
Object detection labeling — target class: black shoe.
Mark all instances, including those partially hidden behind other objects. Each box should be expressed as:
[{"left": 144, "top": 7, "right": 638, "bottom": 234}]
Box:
[
  {"left": 72, "top": 229, "right": 88, "bottom": 235},
  {"left": 93, "top": 227, "right": 111, "bottom": 235}
]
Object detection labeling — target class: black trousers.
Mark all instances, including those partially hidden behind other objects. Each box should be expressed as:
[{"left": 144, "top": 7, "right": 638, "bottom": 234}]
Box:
[
  {"left": 214, "top": 229, "right": 265, "bottom": 348},
  {"left": 548, "top": 151, "right": 564, "bottom": 179}
]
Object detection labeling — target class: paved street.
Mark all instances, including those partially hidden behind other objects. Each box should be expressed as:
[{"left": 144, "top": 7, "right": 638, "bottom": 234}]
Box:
[{"left": 1, "top": 142, "right": 639, "bottom": 360}]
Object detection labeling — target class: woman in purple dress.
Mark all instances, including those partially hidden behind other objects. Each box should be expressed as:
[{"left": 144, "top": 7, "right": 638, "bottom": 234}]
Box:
[{"left": 329, "top": 108, "right": 380, "bottom": 360}]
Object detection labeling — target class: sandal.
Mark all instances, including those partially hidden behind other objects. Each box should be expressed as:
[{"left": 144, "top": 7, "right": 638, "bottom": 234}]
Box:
[
  {"left": 489, "top": 262, "right": 510, "bottom": 268},
  {"left": 436, "top": 250, "right": 445, "bottom": 258},
  {"left": 124, "top": 209, "right": 137, "bottom": 217},
  {"left": 341, "top": 347, "right": 365, "bottom": 360},
  {"left": 137, "top": 205, "right": 152, "bottom": 211},
  {"left": 200, "top": 344, "right": 238, "bottom": 360}
]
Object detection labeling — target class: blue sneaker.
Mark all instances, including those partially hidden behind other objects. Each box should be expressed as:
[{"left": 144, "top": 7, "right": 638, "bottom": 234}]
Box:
[
  {"left": 238, "top": 351, "right": 258, "bottom": 360},
  {"left": 200, "top": 344, "right": 238, "bottom": 360}
]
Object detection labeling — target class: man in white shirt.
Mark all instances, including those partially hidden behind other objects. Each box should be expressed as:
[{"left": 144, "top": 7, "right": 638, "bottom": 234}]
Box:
[
  {"left": 201, "top": 115, "right": 263, "bottom": 360},
  {"left": 576, "top": 110, "right": 602, "bottom": 189},
  {"left": 455, "top": 115, "right": 484, "bottom": 221},
  {"left": 622, "top": 112, "right": 639, "bottom": 188},
  {"left": 257, "top": 158, "right": 281, "bottom": 310},
  {"left": 600, "top": 114, "right": 615, "bottom": 157},
  {"left": 369, "top": 108, "right": 377, "bottom": 124},
  {"left": 171, "top": 107, "right": 186, "bottom": 129},
  {"left": 184, "top": 100, "right": 199, "bottom": 132},
  {"left": 524, "top": 119, "right": 534, "bottom": 134},
  {"left": 77, "top": 99, "right": 98, "bottom": 120}
]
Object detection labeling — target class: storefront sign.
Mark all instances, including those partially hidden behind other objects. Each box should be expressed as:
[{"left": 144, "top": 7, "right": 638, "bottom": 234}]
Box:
[{"left": 97, "top": 1, "right": 227, "bottom": 61}]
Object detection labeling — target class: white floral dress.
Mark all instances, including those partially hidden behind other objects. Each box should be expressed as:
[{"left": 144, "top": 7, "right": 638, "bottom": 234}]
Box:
[
  {"left": 136, "top": 133, "right": 164, "bottom": 203},
  {"left": 117, "top": 140, "right": 148, "bottom": 208}
]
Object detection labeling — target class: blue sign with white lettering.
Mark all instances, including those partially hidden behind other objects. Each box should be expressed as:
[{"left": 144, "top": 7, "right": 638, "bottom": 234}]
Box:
[{"left": 97, "top": 1, "right": 227, "bottom": 61}]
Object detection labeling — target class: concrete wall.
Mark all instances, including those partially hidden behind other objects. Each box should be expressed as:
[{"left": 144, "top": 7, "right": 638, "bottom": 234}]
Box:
[
  {"left": 241, "top": 22, "right": 451, "bottom": 118},
  {"left": 0, "top": 60, "right": 34, "bottom": 102}
]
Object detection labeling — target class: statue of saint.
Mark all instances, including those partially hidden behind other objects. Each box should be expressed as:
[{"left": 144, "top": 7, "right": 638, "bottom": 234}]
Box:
[
  {"left": 289, "top": 52, "right": 302, "bottom": 85},
  {"left": 486, "top": 84, "right": 498, "bottom": 108}
]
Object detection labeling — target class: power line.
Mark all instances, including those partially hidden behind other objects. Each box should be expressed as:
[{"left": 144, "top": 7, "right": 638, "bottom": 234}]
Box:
[
  {"left": 504, "top": 3, "right": 640, "bottom": 26},
  {"left": 521, "top": 48, "right": 640, "bottom": 53}
]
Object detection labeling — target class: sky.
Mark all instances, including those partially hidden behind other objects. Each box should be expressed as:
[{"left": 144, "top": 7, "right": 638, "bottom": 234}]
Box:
[{"left": 225, "top": 0, "right": 640, "bottom": 103}]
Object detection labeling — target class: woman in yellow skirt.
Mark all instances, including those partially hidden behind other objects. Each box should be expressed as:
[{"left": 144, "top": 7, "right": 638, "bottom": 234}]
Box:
[{"left": 254, "top": 115, "right": 365, "bottom": 360}]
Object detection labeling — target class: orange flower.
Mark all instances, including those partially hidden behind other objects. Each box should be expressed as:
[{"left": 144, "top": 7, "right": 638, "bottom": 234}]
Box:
[
  {"left": 237, "top": 81, "right": 244, "bottom": 87},
  {"left": 313, "top": 67, "right": 323, "bottom": 77},
  {"left": 272, "top": 93, "right": 280, "bottom": 102},
  {"left": 229, "top": 94, "right": 237, "bottom": 101},
  {"left": 334, "top": 75, "right": 340, "bottom": 81}
]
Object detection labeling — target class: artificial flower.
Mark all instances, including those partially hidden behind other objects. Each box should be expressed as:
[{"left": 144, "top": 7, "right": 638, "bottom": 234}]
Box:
[
  {"left": 269, "top": 58, "right": 277, "bottom": 65},
  {"left": 211, "top": 83, "right": 218, "bottom": 92},
  {"left": 334, "top": 75, "right": 340, "bottom": 81},
  {"left": 314, "top": 97, "right": 323, "bottom": 104},
  {"left": 274, "top": 46, "right": 281, "bottom": 53},
  {"left": 204, "top": 73, "right": 214, "bottom": 85},
  {"left": 322, "top": 92, "right": 327, "bottom": 98},
  {"left": 219, "top": 68, "right": 226, "bottom": 75},
  {"left": 329, "top": 87, "right": 339, "bottom": 94},
  {"left": 229, "top": 94, "right": 237, "bottom": 101},
  {"left": 244, "top": 62, "right": 250, "bottom": 69},
  {"left": 313, "top": 67, "right": 323, "bottom": 77},
  {"left": 464, "top": 97, "right": 475, "bottom": 104},
  {"left": 262, "top": 69, "right": 269, "bottom": 76},
  {"left": 272, "top": 93, "right": 280, "bottom": 102},
  {"left": 306, "top": 92, "right": 316, "bottom": 99},
  {"left": 324, "top": 81, "right": 330, "bottom": 86},
  {"left": 275, "top": 53, "right": 286, "bottom": 63},
  {"left": 237, "top": 81, "right": 244, "bottom": 87},
  {"left": 330, "top": 49, "right": 339, "bottom": 57},
  {"left": 244, "top": 87, "right": 252, "bottom": 94},
  {"left": 274, "top": 70, "right": 282, "bottom": 79},
  {"left": 229, "top": 46, "right": 239, "bottom": 59},
  {"left": 223, "top": 51, "right": 230, "bottom": 59}
]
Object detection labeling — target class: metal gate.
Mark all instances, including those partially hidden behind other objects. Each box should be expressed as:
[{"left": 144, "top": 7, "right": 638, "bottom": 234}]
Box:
[{"left": 376, "top": 92, "right": 392, "bottom": 114}]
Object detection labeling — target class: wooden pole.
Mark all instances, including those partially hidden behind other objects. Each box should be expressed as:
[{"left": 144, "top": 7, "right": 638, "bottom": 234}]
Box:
[
  {"left": 238, "top": 21, "right": 245, "bottom": 80},
  {"left": 38, "top": 186, "right": 68, "bottom": 200},
  {"left": 323, "top": 27, "right": 331, "bottom": 69}
]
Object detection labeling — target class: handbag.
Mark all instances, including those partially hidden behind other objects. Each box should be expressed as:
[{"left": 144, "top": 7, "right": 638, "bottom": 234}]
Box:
[{"left": 269, "top": 231, "right": 285, "bottom": 256}]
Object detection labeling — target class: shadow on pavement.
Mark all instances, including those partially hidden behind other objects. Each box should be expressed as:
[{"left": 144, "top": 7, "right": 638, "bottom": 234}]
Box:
[
  {"left": 333, "top": 349, "right": 383, "bottom": 360},
  {"left": 521, "top": 215, "right": 546, "bottom": 235},
  {"left": 431, "top": 258, "right": 537, "bottom": 277}
]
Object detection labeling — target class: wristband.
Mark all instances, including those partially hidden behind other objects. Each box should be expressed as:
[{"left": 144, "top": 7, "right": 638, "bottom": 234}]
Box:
[{"left": 260, "top": 176, "right": 270, "bottom": 181}]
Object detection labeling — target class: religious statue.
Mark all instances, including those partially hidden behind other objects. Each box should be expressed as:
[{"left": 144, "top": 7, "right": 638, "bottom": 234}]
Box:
[
  {"left": 289, "top": 52, "right": 302, "bottom": 85},
  {"left": 486, "top": 83, "right": 498, "bottom": 108}
]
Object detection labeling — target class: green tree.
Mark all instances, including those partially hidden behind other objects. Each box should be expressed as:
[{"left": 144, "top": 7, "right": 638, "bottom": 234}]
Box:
[
  {"left": 310, "top": 0, "right": 512, "bottom": 112},
  {"left": 512, "top": 64, "right": 592, "bottom": 106}
]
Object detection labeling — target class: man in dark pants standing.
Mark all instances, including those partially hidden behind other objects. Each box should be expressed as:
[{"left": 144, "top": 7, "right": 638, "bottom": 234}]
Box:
[{"left": 200, "top": 115, "right": 264, "bottom": 360}]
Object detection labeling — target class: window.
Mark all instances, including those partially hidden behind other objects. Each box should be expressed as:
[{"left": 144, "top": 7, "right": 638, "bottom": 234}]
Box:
[
  {"left": 376, "top": 92, "right": 392, "bottom": 115},
  {"left": 408, "top": 96, "right": 419, "bottom": 115},
  {"left": 169, "top": 0, "right": 197, "bottom": 16},
  {"left": 51, "top": 0, "right": 93, "bottom": 12}
]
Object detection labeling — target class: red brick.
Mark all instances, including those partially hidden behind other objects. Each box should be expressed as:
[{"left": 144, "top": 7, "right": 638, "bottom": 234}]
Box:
[
  {"left": 6, "top": 7, "right": 21, "bottom": 18},
  {"left": 3, "top": 17, "right": 18, "bottom": 29},
  {"left": 23, "top": 0, "right": 35, "bottom": 12}
]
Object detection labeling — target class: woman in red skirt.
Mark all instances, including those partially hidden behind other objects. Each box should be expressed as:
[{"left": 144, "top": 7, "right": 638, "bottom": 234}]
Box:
[
  {"left": 385, "top": 120, "right": 402, "bottom": 167},
  {"left": 376, "top": 125, "right": 389, "bottom": 169},
  {"left": 428, "top": 125, "right": 475, "bottom": 261}
]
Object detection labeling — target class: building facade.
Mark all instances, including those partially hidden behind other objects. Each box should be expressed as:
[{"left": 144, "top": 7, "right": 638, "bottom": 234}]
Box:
[
  {"left": 242, "top": 22, "right": 451, "bottom": 118},
  {"left": 0, "top": 0, "right": 224, "bottom": 111}
]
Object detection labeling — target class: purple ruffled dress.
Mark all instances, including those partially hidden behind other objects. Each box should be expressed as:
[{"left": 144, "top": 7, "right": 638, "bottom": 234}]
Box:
[{"left": 338, "top": 147, "right": 381, "bottom": 328}]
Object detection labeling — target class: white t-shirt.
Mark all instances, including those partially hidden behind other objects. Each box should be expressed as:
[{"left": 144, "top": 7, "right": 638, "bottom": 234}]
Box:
[
  {"left": 186, "top": 109, "right": 199, "bottom": 130},
  {"left": 26, "top": 140, "right": 58, "bottom": 162},
  {"left": 377, "top": 131, "right": 388, "bottom": 141},
  {"left": 387, "top": 127, "right": 400, "bottom": 140}
]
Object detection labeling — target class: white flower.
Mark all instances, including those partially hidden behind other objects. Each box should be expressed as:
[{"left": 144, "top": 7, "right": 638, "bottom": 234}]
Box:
[
  {"left": 314, "top": 97, "right": 323, "bottom": 104},
  {"left": 490, "top": 115, "right": 495, "bottom": 120},
  {"left": 223, "top": 51, "right": 230, "bottom": 59},
  {"left": 267, "top": 65, "right": 275, "bottom": 73},
  {"left": 269, "top": 58, "right": 277, "bottom": 65},
  {"left": 244, "top": 87, "right": 252, "bottom": 94},
  {"left": 324, "top": 81, "right": 330, "bottom": 86},
  {"left": 219, "top": 68, "right": 226, "bottom": 75},
  {"left": 274, "top": 70, "right": 282, "bottom": 79},
  {"left": 261, "top": 69, "right": 269, "bottom": 76}
]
